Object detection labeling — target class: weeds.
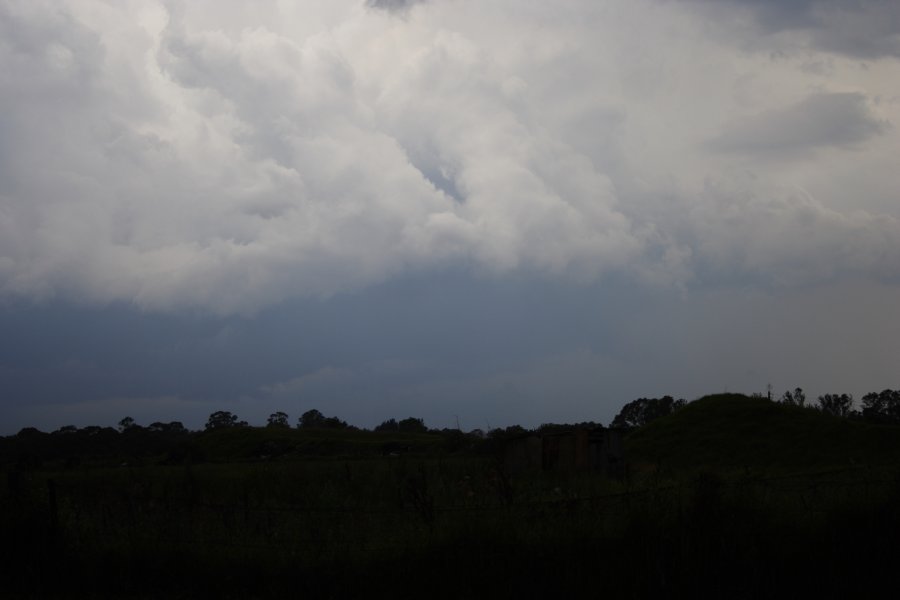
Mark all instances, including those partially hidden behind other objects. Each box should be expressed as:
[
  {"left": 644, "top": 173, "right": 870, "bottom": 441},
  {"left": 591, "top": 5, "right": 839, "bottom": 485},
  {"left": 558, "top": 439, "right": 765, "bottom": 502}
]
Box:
[{"left": 2, "top": 458, "right": 899, "bottom": 598}]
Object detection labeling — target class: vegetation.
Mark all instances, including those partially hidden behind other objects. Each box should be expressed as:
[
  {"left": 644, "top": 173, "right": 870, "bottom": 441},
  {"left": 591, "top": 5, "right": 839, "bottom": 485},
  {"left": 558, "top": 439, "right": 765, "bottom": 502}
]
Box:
[
  {"left": 610, "top": 395, "right": 687, "bottom": 429},
  {"left": 3, "top": 390, "right": 900, "bottom": 597},
  {"left": 627, "top": 393, "right": 900, "bottom": 471}
]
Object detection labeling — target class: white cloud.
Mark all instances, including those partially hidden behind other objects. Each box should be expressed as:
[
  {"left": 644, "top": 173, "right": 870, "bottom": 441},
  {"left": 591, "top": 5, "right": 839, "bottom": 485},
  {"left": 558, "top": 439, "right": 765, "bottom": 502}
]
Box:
[{"left": 1, "top": 0, "right": 899, "bottom": 314}]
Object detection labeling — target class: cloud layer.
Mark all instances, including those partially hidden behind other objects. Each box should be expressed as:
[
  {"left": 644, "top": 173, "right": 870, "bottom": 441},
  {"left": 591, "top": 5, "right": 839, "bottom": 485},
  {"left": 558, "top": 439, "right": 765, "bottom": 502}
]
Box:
[{"left": 1, "top": 0, "right": 899, "bottom": 314}]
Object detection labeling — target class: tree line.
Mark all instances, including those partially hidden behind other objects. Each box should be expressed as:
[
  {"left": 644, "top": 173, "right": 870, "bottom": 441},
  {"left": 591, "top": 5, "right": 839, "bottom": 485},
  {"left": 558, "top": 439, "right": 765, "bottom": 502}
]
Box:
[
  {"left": 201, "top": 409, "right": 430, "bottom": 433},
  {"left": 607, "top": 388, "right": 900, "bottom": 430},
  {"left": 8, "top": 387, "right": 900, "bottom": 443},
  {"left": 774, "top": 387, "right": 900, "bottom": 422}
]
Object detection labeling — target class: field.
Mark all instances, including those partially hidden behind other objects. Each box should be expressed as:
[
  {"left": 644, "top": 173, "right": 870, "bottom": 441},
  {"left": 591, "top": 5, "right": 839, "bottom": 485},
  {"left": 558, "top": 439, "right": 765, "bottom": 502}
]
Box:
[{"left": 4, "top": 395, "right": 900, "bottom": 598}]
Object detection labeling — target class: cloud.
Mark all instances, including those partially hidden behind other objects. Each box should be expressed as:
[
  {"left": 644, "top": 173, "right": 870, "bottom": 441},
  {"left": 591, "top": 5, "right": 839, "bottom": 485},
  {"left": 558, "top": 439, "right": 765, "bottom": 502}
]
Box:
[
  {"left": 0, "top": 0, "right": 644, "bottom": 314},
  {"left": 0, "top": 1, "right": 899, "bottom": 315},
  {"left": 696, "top": 0, "right": 900, "bottom": 58},
  {"left": 260, "top": 366, "right": 356, "bottom": 398},
  {"left": 366, "top": 0, "right": 428, "bottom": 12},
  {"left": 684, "top": 179, "right": 900, "bottom": 286},
  {"left": 709, "top": 92, "right": 889, "bottom": 156}
]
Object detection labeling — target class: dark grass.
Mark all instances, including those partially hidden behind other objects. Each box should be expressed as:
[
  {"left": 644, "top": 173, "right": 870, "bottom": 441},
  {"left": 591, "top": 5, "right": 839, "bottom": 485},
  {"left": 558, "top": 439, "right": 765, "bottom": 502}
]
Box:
[
  {"left": 192, "top": 427, "right": 446, "bottom": 462},
  {"left": 5, "top": 458, "right": 900, "bottom": 598},
  {"left": 5, "top": 396, "right": 900, "bottom": 598}
]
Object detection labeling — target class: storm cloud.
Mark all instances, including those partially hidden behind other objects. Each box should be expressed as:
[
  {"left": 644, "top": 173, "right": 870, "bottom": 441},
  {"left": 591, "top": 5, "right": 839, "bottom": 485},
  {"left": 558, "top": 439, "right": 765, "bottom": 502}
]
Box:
[
  {"left": 1, "top": 0, "right": 899, "bottom": 432},
  {"left": 710, "top": 92, "right": 888, "bottom": 156},
  {"left": 1, "top": 0, "right": 899, "bottom": 314},
  {"left": 698, "top": 0, "right": 900, "bottom": 58}
]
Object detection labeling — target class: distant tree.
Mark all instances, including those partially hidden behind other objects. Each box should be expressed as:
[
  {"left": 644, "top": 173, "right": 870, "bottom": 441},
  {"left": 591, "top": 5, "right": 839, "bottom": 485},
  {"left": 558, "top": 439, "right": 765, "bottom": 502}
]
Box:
[
  {"left": 205, "top": 411, "right": 239, "bottom": 430},
  {"left": 780, "top": 388, "right": 806, "bottom": 407},
  {"left": 861, "top": 389, "right": 900, "bottom": 423},
  {"left": 118, "top": 416, "right": 136, "bottom": 432},
  {"left": 298, "top": 409, "right": 325, "bottom": 428},
  {"left": 611, "top": 396, "right": 687, "bottom": 429},
  {"left": 398, "top": 417, "right": 428, "bottom": 433},
  {"left": 267, "top": 412, "right": 289, "bottom": 428},
  {"left": 53, "top": 425, "right": 78, "bottom": 435},
  {"left": 488, "top": 425, "right": 527, "bottom": 440},
  {"left": 536, "top": 422, "right": 571, "bottom": 434},
  {"left": 149, "top": 421, "right": 189, "bottom": 434},
  {"left": 375, "top": 418, "right": 400, "bottom": 432},
  {"left": 321, "top": 416, "right": 348, "bottom": 429},
  {"left": 298, "top": 409, "right": 347, "bottom": 429},
  {"left": 817, "top": 393, "right": 854, "bottom": 418}
]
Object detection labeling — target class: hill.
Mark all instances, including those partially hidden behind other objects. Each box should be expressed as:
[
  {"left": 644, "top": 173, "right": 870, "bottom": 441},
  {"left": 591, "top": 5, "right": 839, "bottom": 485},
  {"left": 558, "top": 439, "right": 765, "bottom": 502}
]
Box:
[{"left": 626, "top": 393, "right": 900, "bottom": 472}]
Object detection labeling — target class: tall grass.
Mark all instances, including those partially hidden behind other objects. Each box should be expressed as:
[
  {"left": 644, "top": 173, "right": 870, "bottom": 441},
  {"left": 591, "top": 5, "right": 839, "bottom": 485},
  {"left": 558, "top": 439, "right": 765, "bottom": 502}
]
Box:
[{"left": 3, "top": 456, "right": 900, "bottom": 598}]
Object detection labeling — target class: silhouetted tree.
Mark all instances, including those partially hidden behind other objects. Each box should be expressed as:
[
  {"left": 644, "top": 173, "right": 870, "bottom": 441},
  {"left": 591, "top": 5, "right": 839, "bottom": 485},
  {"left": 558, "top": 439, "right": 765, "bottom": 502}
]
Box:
[
  {"left": 267, "top": 412, "right": 289, "bottom": 428},
  {"left": 861, "top": 389, "right": 900, "bottom": 423},
  {"left": 817, "top": 393, "right": 854, "bottom": 418},
  {"left": 780, "top": 388, "right": 806, "bottom": 407},
  {"left": 320, "top": 416, "right": 348, "bottom": 429},
  {"left": 296, "top": 409, "right": 348, "bottom": 429},
  {"left": 16, "top": 427, "right": 43, "bottom": 438},
  {"left": 298, "top": 409, "right": 324, "bottom": 428},
  {"left": 611, "top": 396, "right": 687, "bottom": 429},
  {"left": 205, "top": 411, "right": 239, "bottom": 430},
  {"left": 148, "top": 421, "right": 188, "bottom": 434},
  {"left": 118, "top": 416, "right": 136, "bottom": 432},
  {"left": 488, "top": 425, "right": 528, "bottom": 440},
  {"left": 398, "top": 417, "right": 428, "bottom": 433},
  {"left": 375, "top": 418, "right": 400, "bottom": 432}
]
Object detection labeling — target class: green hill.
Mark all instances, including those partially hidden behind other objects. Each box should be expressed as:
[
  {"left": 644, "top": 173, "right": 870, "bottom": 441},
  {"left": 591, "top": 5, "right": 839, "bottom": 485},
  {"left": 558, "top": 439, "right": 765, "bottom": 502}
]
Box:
[{"left": 626, "top": 393, "right": 900, "bottom": 472}]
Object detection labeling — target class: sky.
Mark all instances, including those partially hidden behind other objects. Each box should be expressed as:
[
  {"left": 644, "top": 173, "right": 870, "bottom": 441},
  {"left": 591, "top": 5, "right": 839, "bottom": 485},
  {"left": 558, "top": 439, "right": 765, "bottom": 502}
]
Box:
[{"left": 1, "top": 0, "right": 899, "bottom": 434}]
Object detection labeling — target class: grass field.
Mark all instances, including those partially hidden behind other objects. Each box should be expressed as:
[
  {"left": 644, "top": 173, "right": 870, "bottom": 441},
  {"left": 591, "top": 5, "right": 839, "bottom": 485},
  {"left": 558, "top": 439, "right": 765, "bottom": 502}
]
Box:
[{"left": 4, "top": 394, "right": 900, "bottom": 598}]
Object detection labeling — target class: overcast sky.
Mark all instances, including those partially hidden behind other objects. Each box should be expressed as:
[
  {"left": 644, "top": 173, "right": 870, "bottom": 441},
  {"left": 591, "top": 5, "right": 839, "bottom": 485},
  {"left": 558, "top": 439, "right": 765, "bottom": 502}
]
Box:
[{"left": 1, "top": 0, "right": 899, "bottom": 434}]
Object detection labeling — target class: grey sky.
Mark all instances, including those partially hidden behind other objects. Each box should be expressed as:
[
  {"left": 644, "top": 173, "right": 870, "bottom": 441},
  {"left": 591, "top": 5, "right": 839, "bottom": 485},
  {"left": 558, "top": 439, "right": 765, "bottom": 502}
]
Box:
[
  {"left": 1, "top": 0, "right": 898, "bottom": 433},
  {"left": 697, "top": 0, "right": 900, "bottom": 58}
]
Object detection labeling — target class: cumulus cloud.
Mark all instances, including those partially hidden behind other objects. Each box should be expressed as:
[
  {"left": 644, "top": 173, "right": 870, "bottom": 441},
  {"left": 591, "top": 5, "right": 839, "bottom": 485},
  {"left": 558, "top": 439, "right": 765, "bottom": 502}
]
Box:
[
  {"left": 0, "top": 0, "right": 899, "bottom": 314},
  {"left": 709, "top": 92, "right": 889, "bottom": 156},
  {"left": 685, "top": 179, "right": 900, "bottom": 286}
]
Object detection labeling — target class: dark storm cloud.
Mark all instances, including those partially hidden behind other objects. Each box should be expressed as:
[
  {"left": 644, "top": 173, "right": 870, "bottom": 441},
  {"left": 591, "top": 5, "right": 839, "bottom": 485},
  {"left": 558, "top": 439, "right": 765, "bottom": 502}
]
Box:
[
  {"left": 701, "top": 0, "right": 900, "bottom": 58},
  {"left": 5, "top": 271, "right": 899, "bottom": 435},
  {"left": 709, "top": 92, "right": 888, "bottom": 156},
  {"left": 0, "top": 271, "right": 628, "bottom": 433},
  {"left": 366, "top": 0, "right": 428, "bottom": 12},
  {"left": 2, "top": 1, "right": 900, "bottom": 435}
]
